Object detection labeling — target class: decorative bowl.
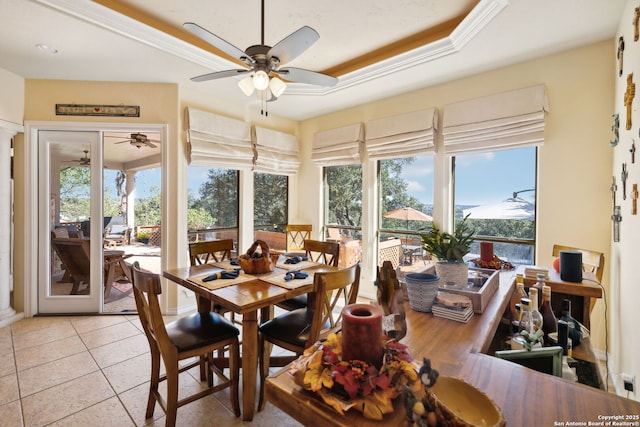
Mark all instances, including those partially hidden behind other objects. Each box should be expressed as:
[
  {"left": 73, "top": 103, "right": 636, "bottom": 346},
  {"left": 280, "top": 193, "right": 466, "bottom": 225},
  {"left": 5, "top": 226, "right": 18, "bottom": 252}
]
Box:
[{"left": 423, "top": 376, "right": 505, "bottom": 427}]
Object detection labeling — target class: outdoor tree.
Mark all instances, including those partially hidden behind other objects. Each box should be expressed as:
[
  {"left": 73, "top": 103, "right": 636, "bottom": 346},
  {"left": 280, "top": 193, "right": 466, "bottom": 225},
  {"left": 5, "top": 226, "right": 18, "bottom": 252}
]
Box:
[
  {"left": 135, "top": 185, "right": 161, "bottom": 226},
  {"left": 189, "top": 169, "right": 238, "bottom": 229},
  {"left": 254, "top": 173, "right": 287, "bottom": 230}
]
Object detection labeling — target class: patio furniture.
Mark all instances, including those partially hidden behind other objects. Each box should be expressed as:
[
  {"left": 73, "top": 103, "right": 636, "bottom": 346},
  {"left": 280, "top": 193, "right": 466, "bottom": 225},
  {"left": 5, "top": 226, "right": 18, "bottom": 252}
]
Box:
[{"left": 104, "top": 224, "right": 131, "bottom": 247}]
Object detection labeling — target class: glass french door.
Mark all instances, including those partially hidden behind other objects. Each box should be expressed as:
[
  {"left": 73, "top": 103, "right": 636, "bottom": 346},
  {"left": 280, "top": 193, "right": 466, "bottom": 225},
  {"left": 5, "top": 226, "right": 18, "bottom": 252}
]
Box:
[{"left": 38, "top": 130, "right": 103, "bottom": 313}]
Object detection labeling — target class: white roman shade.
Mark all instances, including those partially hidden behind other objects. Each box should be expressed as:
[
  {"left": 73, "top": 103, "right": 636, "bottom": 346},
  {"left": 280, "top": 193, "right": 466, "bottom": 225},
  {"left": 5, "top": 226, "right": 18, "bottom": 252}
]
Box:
[
  {"left": 186, "top": 107, "right": 254, "bottom": 169},
  {"left": 443, "top": 84, "right": 548, "bottom": 155},
  {"left": 252, "top": 126, "right": 300, "bottom": 175},
  {"left": 366, "top": 108, "right": 437, "bottom": 160},
  {"left": 312, "top": 123, "right": 364, "bottom": 167}
]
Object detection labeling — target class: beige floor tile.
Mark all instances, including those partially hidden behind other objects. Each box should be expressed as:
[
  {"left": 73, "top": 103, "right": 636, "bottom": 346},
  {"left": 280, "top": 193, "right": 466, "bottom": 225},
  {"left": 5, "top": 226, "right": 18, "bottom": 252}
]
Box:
[
  {"left": 102, "top": 352, "right": 152, "bottom": 394},
  {"left": 90, "top": 333, "right": 149, "bottom": 369},
  {"left": 118, "top": 381, "right": 164, "bottom": 426},
  {"left": 47, "top": 396, "right": 135, "bottom": 427},
  {"left": 0, "top": 399, "right": 23, "bottom": 427},
  {"left": 9, "top": 316, "right": 71, "bottom": 335},
  {"left": 70, "top": 314, "right": 129, "bottom": 334},
  {"left": 79, "top": 320, "right": 142, "bottom": 349},
  {"left": 14, "top": 335, "right": 86, "bottom": 371},
  {"left": 0, "top": 373, "right": 19, "bottom": 406},
  {"left": 21, "top": 371, "right": 115, "bottom": 427},
  {"left": 0, "top": 326, "right": 13, "bottom": 356},
  {"left": 18, "top": 351, "right": 99, "bottom": 397},
  {"left": 12, "top": 321, "right": 76, "bottom": 351},
  {"left": 0, "top": 351, "right": 15, "bottom": 377}
]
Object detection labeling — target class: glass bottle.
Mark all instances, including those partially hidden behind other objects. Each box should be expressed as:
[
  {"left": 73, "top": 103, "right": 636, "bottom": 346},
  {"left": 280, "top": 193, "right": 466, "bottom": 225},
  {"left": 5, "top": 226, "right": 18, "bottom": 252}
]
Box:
[
  {"left": 528, "top": 288, "right": 543, "bottom": 335},
  {"left": 510, "top": 274, "right": 528, "bottom": 329},
  {"left": 519, "top": 297, "right": 532, "bottom": 334},
  {"left": 559, "top": 298, "right": 582, "bottom": 346},
  {"left": 532, "top": 273, "right": 546, "bottom": 305},
  {"left": 540, "top": 285, "right": 558, "bottom": 342}
]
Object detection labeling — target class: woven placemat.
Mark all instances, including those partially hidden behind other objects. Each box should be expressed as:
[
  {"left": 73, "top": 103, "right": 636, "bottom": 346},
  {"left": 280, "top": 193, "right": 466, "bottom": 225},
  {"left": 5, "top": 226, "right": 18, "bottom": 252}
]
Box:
[
  {"left": 189, "top": 268, "right": 255, "bottom": 291},
  {"left": 260, "top": 270, "right": 314, "bottom": 289}
]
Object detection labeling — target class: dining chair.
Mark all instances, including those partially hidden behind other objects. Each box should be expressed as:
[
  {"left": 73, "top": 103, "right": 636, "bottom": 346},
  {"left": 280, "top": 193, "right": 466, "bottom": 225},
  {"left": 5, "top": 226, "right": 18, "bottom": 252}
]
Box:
[
  {"left": 188, "top": 239, "right": 234, "bottom": 266},
  {"left": 276, "top": 239, "right": 341, "bottom": 312},
  {"left": 285, "top": 224, "right": 312, "bottom": 254},
  {"left": 258, "top": 263, "right": 361, "bottom": 410},
  {"left": 551, "top": 244, "right": 605, "bottom": 282},
  {"left": 131, "top": 261, "right": 241, "bottom": 426}
]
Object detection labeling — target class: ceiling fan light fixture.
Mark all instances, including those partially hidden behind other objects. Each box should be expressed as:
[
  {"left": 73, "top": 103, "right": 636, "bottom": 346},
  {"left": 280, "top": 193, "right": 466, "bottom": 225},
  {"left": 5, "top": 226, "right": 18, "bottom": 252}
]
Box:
[
  {"left": 238, "top": 75, "right": 255, "bottom": 96},
  {"left": 269, "top": 76, "right": 287, "bottom": 97},
  {"left": 253, "top": 70, "right": 270, "bottom": 91}
]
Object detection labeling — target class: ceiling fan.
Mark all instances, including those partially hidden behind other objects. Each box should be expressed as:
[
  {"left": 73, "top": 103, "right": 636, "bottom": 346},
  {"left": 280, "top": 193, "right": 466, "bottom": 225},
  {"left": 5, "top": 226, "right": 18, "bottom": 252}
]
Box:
[
  {"left": 64, "top": 150, "right": 90, "bottom": 166},
  {"left": 110, "top": 133, "right": 160, "bottom": 149},
  {"left": 184, "top": 0, "right": 338, "bottom": 100}
]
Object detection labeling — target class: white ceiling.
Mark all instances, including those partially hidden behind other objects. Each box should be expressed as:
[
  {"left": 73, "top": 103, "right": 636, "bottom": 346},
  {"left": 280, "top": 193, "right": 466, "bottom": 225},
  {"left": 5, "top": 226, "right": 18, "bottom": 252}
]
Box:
[{"left": 0, "top": 0, "right": 625, "bottom": 123}]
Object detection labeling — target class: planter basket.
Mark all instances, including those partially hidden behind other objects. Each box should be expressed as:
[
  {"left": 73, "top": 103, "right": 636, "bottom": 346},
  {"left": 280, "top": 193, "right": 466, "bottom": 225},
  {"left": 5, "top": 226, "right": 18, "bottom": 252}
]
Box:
[{"left": 405, "top": 273, "right": 439, "bottom": 312}]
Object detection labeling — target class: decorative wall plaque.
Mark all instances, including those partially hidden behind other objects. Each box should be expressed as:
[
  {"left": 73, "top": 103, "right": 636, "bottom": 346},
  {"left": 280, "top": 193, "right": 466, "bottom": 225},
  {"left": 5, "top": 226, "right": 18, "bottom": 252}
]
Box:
[{"left": 55, "top": 104, "right": 140, "bottom": 117}]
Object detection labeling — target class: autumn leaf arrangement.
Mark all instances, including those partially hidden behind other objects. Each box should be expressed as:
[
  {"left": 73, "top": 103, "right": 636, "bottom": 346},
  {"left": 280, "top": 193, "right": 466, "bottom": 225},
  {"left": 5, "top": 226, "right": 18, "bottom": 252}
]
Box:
[{"left": 290, "top": 332, "right": 421, "bottom": 420}]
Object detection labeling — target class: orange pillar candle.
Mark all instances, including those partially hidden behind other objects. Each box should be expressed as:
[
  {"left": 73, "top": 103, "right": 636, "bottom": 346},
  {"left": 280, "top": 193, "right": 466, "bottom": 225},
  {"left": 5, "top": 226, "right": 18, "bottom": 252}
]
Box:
[
  {"left": 341, "top": 304, "right": 384, "bottom": 368},
  {"left": 480, "top": 241, "right": 494, "bottom": 262}
]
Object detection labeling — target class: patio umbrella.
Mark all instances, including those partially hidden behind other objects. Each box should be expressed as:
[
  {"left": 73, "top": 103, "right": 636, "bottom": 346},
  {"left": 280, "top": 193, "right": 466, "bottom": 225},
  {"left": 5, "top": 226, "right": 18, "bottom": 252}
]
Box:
[
  {"left": 383, "top": 207, "right": 433, "bottom": 229},
  {"left": 463, "top": 197, "right": 534, "bottom": 220}
]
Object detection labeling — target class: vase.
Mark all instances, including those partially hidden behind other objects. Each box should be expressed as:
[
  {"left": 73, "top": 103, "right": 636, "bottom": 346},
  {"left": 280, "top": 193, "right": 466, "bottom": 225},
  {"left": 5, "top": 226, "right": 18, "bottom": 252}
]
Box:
[
  {"left": 405, "top": 272, "right": 439, "bottom": 312},
  {"left": 341, "top": 304, "right": 384, "bottom": 368},
  {"left": 435, "top": 262, "right": 468, "bottom": 287}
]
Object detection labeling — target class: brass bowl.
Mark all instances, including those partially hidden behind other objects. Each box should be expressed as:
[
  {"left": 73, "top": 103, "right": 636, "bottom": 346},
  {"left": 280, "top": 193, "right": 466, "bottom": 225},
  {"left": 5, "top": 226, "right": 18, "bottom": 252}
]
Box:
[{"left": 424, "top": 376, "right": 505, "bottom": 427}]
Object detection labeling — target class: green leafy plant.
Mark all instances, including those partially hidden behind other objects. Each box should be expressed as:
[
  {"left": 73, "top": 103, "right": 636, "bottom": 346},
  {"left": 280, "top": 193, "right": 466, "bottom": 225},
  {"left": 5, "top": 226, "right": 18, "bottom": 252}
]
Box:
[
  {"left": 420, "top": 214, "right": 475, "bottom": 263},
  {"left": 136, "top": 231, "right": 150, "bottom": 241}
]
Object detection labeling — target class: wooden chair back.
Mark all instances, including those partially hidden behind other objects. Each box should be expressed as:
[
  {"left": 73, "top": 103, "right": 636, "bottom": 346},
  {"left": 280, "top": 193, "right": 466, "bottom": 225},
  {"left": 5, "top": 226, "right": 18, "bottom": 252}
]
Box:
[
  {"left": 51, "top": 227, "right": 70, "bottom": 239},
  {"left": 305, "top": 263, "right": 361, "bottom": 345},
  {"left": 552, "top": 244, "right": 605, "bottom": 282},
  {"left": 285, "top": 224, "right": 312, "bottom": 253},
  {"left": 51, "top": 238, "right": 91, "bottom": 294},
  {"left": 189, "top": 239, "right": 234, "bottom": 266},
  {"left": 303, "top": 239, "right": 340, "bottom": 267}
]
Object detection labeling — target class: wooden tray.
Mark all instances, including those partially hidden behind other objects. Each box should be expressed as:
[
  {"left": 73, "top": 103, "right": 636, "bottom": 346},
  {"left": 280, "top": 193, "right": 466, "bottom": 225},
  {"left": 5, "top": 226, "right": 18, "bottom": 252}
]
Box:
[{"left": 436, "top": 267, "right": 499, "bottom": 314}]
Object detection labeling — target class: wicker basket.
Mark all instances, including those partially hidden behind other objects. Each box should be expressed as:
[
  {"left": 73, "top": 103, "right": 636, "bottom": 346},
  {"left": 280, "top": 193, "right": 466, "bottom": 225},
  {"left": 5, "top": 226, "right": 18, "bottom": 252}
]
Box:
[
  {"left": 405, "top": 273, "right": 439, "bottom": 312},
  {"left": 238, "top": 240, "right": 275, "bottom": 274}
]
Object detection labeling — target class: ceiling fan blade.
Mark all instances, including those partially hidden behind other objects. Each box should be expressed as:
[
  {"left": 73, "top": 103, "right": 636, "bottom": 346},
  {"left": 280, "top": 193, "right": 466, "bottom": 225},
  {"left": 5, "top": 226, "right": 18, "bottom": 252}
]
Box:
[
  {"left": 277, "top": 67, "right": 338, "bottom": 87},
  {"left": 113, "top": 140, "right": 130, "bottom": 144},
  {"left": 191, "top": 68, "right": 251, "bottom": 82},
  {"left": 144, "top": 141, "right": 158, "bottom": 148},
  {"left": 184, "top": 22, "right": 248, "bottom": 60},
  {"left": 268, "top": 26, "right": 319, "bottom": 65}
]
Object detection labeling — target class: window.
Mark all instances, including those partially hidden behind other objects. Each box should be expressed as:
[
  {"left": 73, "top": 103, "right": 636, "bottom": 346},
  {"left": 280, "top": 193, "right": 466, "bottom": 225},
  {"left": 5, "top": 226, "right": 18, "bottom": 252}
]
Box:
[
  {"left": 379, "top": 155, "right": 434, "bottom": 267},
  {"left": 254, "top": 172, "right": 288, "bottom": 251},
  {"left": 187, "top": 166, "right": 239, "bottom": 244},
  {"left": 453, "top": 146, "right": 536, "bottom": 265}
]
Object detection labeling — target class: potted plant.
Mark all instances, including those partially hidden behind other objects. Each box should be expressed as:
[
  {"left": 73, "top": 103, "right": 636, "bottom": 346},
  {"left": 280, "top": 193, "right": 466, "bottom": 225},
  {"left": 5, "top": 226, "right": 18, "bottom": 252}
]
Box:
[
  {"left": 136, "top": 231, "right": 150, "bottom": 244},
  {"left": 420, "top": 214, "right": 475, "bottom": 286}
]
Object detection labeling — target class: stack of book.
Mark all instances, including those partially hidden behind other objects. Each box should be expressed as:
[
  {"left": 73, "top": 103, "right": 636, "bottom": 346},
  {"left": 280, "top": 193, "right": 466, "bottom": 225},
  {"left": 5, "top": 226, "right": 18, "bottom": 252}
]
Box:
[{"left": 431, "top": 293, "right": 474, "bottom": 323}]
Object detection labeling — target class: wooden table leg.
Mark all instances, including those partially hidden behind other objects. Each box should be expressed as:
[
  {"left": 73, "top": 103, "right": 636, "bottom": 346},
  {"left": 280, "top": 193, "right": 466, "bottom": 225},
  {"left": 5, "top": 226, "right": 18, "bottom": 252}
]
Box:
[{"left": 242, "top": 310, "right": 258, "bottom": 421}]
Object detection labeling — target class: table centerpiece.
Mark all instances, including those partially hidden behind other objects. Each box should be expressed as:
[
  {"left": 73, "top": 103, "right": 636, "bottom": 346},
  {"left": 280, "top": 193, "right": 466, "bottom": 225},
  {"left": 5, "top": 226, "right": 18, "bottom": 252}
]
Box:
[{"left": 289, "top": 332, "right": 421, "bottom": 420}]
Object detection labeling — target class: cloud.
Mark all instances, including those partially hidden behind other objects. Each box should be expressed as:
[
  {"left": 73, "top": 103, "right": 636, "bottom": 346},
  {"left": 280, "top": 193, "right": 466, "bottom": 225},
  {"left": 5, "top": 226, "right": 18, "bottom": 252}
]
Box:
[{"left": 407, "top": 180, "right": 425, "bottom": 192}]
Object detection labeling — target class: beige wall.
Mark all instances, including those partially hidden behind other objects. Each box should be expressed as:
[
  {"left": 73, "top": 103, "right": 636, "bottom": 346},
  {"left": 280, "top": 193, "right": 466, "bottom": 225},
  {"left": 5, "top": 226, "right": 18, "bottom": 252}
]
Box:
[
  {"left": 298, "top": 41, "right": 615, "bottom": 354},
  {"left": 610, "top": 0, "right": 640, "bottom": 400}
]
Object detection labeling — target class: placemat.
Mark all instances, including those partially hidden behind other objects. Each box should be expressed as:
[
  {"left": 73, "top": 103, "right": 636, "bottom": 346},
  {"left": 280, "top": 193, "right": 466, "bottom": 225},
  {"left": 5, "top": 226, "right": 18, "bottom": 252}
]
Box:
[
  {"left": 189, "top": 268, "right": 255, "bottom": 291},
  {"left": 275, "top": 259, "right": 320, "bottom": 271},
  {"left": 211, "top": 260, "right": 242, "bottom": 270},
  {"left": 260, "top": 270, "right": 315, "bottom": 290}
]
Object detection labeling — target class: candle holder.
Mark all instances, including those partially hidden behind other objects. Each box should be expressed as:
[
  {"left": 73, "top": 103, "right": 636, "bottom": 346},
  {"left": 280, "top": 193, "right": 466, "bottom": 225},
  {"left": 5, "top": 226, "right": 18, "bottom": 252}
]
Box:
[{"left": 341, "top": 303, "right": 384, "bottom": 368}]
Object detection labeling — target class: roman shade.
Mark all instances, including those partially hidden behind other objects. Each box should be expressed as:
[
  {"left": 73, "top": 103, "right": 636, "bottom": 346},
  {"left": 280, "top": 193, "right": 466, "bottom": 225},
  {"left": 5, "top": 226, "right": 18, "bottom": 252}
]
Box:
[
  {"left": 312, "top": 123, "right": 364, "bottom": 167},
  {"left": 186, "top": 107, "right": 254, "bottom": 169},
  {"left": 252, "top": 126, "right": 300, "bottom": 175},
  {"left": 365, "top": 108, "right": 437, "bottom": 160},
  {"left": 443, "top": 84, "right": 548, "bottom": 155}
]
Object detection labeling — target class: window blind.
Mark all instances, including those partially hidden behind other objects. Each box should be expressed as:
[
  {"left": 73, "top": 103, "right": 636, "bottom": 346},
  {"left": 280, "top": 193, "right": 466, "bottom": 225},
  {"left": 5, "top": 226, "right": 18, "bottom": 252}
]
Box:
[
  {"left": 443, "top": 84, "right": 548, "bottom": 155},
  {"left": 252, "top": 126, "right": 300, "bottom": 175},
  {"left": 365, "top": 108, "right": 437, "bottom": 160},
  {"left": 186, "top": 107, "right": 254, "bottom": 169},
  {"left": 312, "top": 123, "right": 364, "bottom": 166}
]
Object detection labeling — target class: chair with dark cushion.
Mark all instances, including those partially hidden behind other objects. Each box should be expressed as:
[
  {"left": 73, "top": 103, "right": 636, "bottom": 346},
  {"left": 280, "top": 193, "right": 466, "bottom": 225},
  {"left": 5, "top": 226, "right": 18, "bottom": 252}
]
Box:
[
  {"left": 258, "top": 263, "right": 360, "bottom": 410},
  {"left": 131, "top": 261, "right": 241, "bottom": 426}
]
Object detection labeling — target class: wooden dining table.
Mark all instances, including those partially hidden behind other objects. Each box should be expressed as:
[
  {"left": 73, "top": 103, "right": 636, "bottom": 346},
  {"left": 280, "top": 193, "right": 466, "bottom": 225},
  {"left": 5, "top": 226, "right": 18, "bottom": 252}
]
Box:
[{"left": 163, "top": 259, "right": 332, "bottom": 421}]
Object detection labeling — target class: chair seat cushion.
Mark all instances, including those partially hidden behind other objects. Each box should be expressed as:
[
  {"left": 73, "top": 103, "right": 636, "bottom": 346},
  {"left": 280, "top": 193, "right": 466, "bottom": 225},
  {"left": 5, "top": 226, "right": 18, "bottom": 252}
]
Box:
[
  {"left": 278, "top": 294, "right": 308, "bottom": 311},
  {"left": 167, "top": 312, "right": 239, "bottom": 353},
  {"left": 259, "top": 308, "right": 328, "bottom": 348}
]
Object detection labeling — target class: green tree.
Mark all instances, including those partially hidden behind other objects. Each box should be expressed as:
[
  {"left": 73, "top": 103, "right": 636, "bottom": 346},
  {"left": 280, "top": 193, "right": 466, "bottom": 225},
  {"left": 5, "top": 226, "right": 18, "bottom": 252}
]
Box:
[
  {"left": 326, "top": 164, "right": 363, "bottom": 227},
  {"left": 59, "top": 167, "right": 91, "bottom": 221},
  {"left": 190, "top": 169, "right": 238, "bottom": 228},
  {"left": 187, "top": 207, "right": 215, "bottom": 231},
  {"left": 135, "top": 185, "right": 161, "bottom": 226},
  {"left": 254, "top": 173, "right": 287, "bottom": 229}
]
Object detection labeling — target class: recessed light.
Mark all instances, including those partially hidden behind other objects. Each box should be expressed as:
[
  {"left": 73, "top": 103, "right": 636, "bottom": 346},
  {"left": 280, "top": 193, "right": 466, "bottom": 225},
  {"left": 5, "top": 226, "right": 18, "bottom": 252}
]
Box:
[{"left": 36, "top": 44, "right": 59, "bottom": 54}]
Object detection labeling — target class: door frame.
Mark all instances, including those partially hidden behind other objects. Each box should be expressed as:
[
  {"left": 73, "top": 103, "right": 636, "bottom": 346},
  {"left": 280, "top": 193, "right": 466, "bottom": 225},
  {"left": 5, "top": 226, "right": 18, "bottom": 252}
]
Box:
[{"left": 23, "top": 121, "right": 167, "bottom": 316}]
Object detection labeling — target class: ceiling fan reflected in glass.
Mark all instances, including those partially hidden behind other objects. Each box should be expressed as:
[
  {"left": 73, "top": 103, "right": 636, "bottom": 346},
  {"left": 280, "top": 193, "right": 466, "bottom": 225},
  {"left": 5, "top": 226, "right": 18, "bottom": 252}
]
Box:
[
  {"left": 108, "top": 133, "right": 160, "bottom": 149},
  {"left": 184, "top": 0, "right": 338, "bottom": 102},
  {"left": 62, "top": 149, "right": 91, "bottom": 166}
]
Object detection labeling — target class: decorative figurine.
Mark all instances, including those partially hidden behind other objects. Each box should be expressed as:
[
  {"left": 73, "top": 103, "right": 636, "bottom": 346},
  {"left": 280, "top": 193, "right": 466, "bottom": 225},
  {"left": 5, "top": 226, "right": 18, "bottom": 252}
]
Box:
[
  {"left": 631, "top": 140, "right": 636, "bottom": 163},
  {"left": 632, "top": 184, "right": 638, "bottom": 215},
  {"left": 622, "top": 163, "right": 628, "bottom": 200},
  {"left": 635, "top": 7, "right": 640, "bottom": 41},
  {"left": 625, "top": 74, "right": 635, "bottom": 130},
  {"left": 612, "top": 206, "right": 622, "bottom": 242},
  {"left": 618, "top": 36, "right": 625, "bottom": 76},
  {"left": 610, "top": 113, "right": 620, "bottom": 147}
]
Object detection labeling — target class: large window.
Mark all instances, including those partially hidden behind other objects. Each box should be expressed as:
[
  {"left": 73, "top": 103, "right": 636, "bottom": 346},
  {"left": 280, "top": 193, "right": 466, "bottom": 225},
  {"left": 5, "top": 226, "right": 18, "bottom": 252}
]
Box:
[
  {"left": 324, "top": 164, "right": 362, "bottom": 240},
  {"left": 187, "top": 166, "right": 239, "bottom": 244},
  {"left": 254, "top": 172, "right": 288, "bottom": 251},
  {"left": 453, "top": 146, "right": 536, "bottom": 265}
]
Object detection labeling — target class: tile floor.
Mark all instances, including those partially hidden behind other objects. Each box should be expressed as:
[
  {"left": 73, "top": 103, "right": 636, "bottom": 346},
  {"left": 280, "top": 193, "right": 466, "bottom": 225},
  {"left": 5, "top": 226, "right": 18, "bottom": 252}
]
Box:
[{"left": 0, "top": 314, "right": 303, "bottom": 427}]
